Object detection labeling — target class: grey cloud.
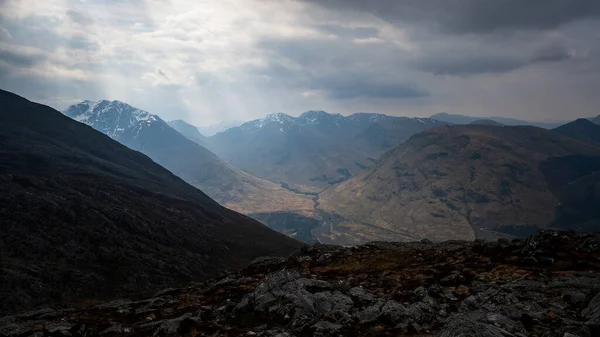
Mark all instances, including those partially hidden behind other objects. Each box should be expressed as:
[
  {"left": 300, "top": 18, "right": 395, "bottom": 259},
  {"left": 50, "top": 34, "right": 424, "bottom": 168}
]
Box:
[
  {"left": 312, "top": 76, "right": 427, "bottom": 99},
  {"left": 67, "top": 35, "right": 100, "bottom": 51},
  {"left": 66, "top": 10, "right": 93, "bottom": 25},
  {"left": 0, "top": 47, "right": 45, "bottom": 68},
  {"left": 158, "top": 69, "right": 169, "bottom": 79},
  {"left": 417, "top": 57, "right": 524, "bottom": 76},
  {"left": 414, "top": 40, "right": 574, "bottom": 76},
  {"left": 530, "top": 45, "right": 572, "bottom": 63},
  {"left": 314, "top": 25, "right": 379, "bottom": 39},
  {"left": 301, "top": 0, "right": 600, "bottom": 34}
]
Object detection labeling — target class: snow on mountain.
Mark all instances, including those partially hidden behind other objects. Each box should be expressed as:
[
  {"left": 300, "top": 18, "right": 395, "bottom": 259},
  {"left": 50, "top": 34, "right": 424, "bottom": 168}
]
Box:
[
  {"left": 298, "top": 110, "right": 345, "bottom": 126},
  {"left": 64, "top": 100, "right": 160, "bottom": 140}
]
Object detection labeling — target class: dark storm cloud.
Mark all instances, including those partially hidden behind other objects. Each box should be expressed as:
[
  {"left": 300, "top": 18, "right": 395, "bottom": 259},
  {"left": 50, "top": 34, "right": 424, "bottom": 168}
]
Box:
[
  {"left": 301, "top": 0, "right": 600, "bottom": 34},
  {"left": 415, "top": 44, "right": 573, "bottom": 76},
  {"left": 530, "top": 45, "right": 572, "bottom": 63}
]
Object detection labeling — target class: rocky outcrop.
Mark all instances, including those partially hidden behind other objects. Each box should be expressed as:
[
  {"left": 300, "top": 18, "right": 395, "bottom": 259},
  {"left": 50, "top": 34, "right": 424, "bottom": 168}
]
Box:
[{"left": 1, "top": 230, "right": 600, "bottom": 337}]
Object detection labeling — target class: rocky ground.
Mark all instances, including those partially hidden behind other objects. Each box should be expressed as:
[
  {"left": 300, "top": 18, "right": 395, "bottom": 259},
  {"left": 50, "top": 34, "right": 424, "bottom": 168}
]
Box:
[{"left": 1, "top": 230, "right": 600, "bottom": 337}]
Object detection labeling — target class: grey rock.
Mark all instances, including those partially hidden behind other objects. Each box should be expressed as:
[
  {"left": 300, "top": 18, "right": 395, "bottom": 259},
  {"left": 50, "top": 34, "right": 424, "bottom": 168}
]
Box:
[
  {"left": 380, "top": 300, "right": 408, "bottom": 324},
  {"left": 562, "top": 290, "right": 587, "bottom": 308},
  {"left": 312, "top": 321, "right": 342, "bottom": 333},
  {"left": 235, "top": 270, "right": 352, "bottom": 327},
  {"left": 0, "top": 317, "right": 45, "bottom": 337},
  {"left": 485, "top": 312, "right": 526, "bottom": 334},
  {"left": 347, "top": 287, "right": 377, "bottom": 303},
  {"left": 437, "top": 315, "right": 511, "bottom": 337},
  {"left": 101, "top": 323, "right": 133, "bottom": 335},
  {"left": 582, "top": 293, "right": 600, "bottom": 326},
  {"left": 440, "top": 272, "right": 466, "bottom": 286},
  {"left": 44, "top": 321, "right": 76, "bottom": 336},
  {"left": 355, "top": 300, "right": 385, "bottom": 323},
  {"left": 140, "top": 313, "right": 192, "bottom": 336}
]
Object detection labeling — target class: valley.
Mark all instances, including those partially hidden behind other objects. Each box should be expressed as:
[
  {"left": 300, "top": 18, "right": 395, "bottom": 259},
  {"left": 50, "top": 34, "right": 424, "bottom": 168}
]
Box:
[{"left": 62, "top": 101, "right": 600, "bottom": 245}]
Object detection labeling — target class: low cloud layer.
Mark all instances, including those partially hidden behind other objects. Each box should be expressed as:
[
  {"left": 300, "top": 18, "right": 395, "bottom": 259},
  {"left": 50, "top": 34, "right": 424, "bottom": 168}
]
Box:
[{"left": 0, "top": 0, "right": 599, "bottom": 124}]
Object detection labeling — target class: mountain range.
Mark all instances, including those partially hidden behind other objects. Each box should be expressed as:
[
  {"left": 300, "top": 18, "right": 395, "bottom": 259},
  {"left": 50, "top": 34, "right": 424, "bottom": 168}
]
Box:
[
  {"left": 63, "top": 100, "right": 314, "bottom": 216},
  {"left": 431, "top": 112, "right": 568, "bottom": 129},
  {"left": 205, "top": 111, "right": 443, "bottom": 191},
  {"left": 317, "top": 124, "right": 600, "bottom": 244},
  {"left": 0, "top": 89, "right": 301, "bottom": 315}
]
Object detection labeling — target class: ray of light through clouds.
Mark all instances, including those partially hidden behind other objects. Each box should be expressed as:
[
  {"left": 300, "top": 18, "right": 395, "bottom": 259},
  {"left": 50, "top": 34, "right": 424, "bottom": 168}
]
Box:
[{"left": 0, "top": 0, "right": 599, "bottom": 124}]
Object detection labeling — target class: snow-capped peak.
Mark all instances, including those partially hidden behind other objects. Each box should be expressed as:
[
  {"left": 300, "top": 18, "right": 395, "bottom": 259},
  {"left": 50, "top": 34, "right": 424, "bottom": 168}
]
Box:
[
  {"left": 243, "top": 113, "right": 296, "bottom": 129},
  {"left": 64, "top": 100, "right": 159, "bottom": 139},
  {"left": 298, "top": 110, "right": 344, "bottom": 125}
]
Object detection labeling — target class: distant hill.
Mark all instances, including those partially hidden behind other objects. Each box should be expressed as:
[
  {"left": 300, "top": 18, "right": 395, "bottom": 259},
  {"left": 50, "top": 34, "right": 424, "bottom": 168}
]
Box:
[
  {"left": 553, "top": 118, "right": 600, "bottom": 146},
  {"left": 431, "top": 112, "right": 566, "bottom": 129},
  {"left": 470, "top": 119, "right": 504, "bottom": 126},
  {"left": 590, "top": 115, "right": 600, "bottom": 125},
  {"left": 198, "top": 120, "right": 245, "bottom": 136},
  {"left": 206, "top": 111, "right": 442, "bottom": 190},
  {"left": 318, "top": 124, "right": 600, "bottom": 244},
  {"left": 64, "top": 100, "right": 314, "bottom": 215},
  {"left": 0, "top": 89, "right": 302, "bottom": 315},
  {"left": 168, "top": 119, "right": 207, "bottom": 146}
]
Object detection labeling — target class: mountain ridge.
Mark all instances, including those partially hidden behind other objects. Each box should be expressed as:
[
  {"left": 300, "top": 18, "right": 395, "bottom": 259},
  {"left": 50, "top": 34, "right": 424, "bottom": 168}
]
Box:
[
  {"left": 317, "top": 124, "right": 600, "bottom": 244},
  {"left": 553, "top": 118, "right": 600, "bottom": 146},
  {"left": 431, "top": 112, "right": 567, "bottom": 129},
  {"left": 0, "top": 89, "right": 302, "bottom": 315},
  {"left": 64, "top": 100, "right": 315, "bottom": 216},
  {"left": 206, "top": 111, "right": 443, "bottom": 190}
]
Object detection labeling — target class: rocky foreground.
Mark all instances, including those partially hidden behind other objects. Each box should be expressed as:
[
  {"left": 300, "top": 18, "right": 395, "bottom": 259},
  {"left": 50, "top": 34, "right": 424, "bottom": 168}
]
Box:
[{"left": 2, "top": 230, "right": 600, "bottom": 337}]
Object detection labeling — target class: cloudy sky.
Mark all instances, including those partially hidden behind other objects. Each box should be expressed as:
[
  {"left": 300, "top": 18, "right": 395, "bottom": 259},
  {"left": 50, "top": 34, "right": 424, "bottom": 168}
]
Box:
[{"left": 1, "top": 0, "right": 599, "bottom": 125}]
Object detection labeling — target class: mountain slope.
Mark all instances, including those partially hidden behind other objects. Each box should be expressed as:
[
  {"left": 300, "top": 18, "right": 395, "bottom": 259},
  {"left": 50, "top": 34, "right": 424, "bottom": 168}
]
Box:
[
  {"left": 167, "top": 119, "right": 207, "bottom": 146},
  {"left": 349, "top": 113, "right": 444, "bottom": 157},
  {"left": 64, "top": 101, "right": 314, "bottom": 215},
  {"left": 206, "top": 112, "right": 442, "bottom": 190},
  {"left": 553, "top": 118, "right": 600, "bottom": 146},
  {"left": 431, "top": 112, "right": 566, "bottom": 129},
  {"left": 318, "top": 124, "right": 600, "bottom": 243},
  {"left": 0, "top": 89, "right": 302, "bottom": 315},
  {"left": 198, "top": 120, "right": 245, "bottom": 136},
  {"left": 206, "top": 113, "right": 372, "bottom": 191}
]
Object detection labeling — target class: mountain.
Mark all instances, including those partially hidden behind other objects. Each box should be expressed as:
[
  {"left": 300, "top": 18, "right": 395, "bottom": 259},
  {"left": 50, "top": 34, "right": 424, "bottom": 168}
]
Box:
[
  {"left": 0, "top": 89, "right": 302, "bottom": 315},
  {"left": 198, "top": 120, "right": 245, "bottom": 136},
  {"left": 470, "top": 119, "right": 504, "bottom": 126},
  {"left": 317, "top": 124, "right": 600, "bottom": 244},
  {"left": 63, "top": 100, "right": 314, "bottom": 216},
  {"left": 206, "top": 111, "right": 443, "bottom": 190},
  {"left": 167, "top": 119, "right": 207, "bottom": 146},
  {"left": 553, "top": 118, "right": 600, "bottom": 146},
  {"left": 3, "top": 230, "right": 599, "bottom": 337},
  {"left": 206, "top": 112, "right": 373, "bottom": 191},
  {"left": 348, "top": 113, "right": 444, "bottom": 157},
  {"left": 590, "top": 115, "right": 600, "bottom": 125},
  {"left": 431, "top": 112, "right": 566, "bottom": 129}
]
